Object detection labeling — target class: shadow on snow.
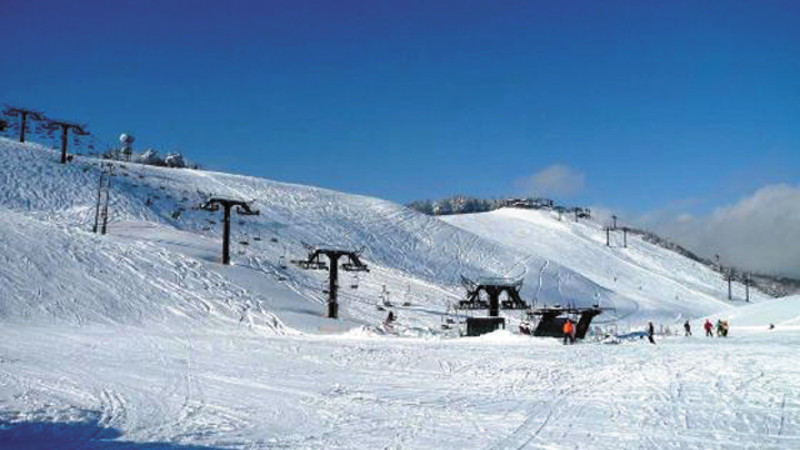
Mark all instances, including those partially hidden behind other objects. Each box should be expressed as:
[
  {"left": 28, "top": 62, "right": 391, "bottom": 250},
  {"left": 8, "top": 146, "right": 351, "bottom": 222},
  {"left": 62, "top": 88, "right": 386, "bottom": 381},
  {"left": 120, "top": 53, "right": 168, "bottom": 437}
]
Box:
[{"left": 0, "top": 416, "right": 217, "bottom": 449}]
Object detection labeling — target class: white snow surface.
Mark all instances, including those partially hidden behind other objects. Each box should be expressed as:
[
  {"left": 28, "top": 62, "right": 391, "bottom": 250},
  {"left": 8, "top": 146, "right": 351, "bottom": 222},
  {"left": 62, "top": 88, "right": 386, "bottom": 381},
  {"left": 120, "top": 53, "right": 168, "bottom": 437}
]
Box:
[{"left": 1, "top": 138, "right": 798, "bottom": 448}]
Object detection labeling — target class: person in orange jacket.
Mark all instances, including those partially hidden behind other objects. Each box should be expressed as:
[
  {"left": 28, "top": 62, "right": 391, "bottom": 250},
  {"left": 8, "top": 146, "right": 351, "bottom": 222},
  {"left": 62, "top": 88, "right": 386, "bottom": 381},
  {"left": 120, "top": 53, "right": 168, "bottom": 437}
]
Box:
[{"left": 563, "top": 319, "right": 575, "bottom": 345}]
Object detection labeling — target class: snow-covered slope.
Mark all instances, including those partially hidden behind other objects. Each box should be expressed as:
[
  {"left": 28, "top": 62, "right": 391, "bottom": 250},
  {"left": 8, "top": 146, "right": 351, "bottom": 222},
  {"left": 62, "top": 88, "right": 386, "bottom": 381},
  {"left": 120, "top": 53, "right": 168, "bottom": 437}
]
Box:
[
  {"left": 0, "top": 137, "right": 765, "bottom": 331},
  {"left": 711, "top": 295, "right": 800, "bottom": 330},
  {"left": 0, "top": 138, "right": 617, "bottom": 332},
  {"left": 442, "top": 207, "right": 766, "bottom": 321}
]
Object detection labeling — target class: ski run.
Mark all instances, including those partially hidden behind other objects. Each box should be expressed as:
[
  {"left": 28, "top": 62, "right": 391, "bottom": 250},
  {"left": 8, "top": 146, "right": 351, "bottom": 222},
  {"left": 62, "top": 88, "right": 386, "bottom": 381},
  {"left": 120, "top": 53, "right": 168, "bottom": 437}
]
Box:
[{"left": 1, "top": 137, "right": 798, "bottom": 449}]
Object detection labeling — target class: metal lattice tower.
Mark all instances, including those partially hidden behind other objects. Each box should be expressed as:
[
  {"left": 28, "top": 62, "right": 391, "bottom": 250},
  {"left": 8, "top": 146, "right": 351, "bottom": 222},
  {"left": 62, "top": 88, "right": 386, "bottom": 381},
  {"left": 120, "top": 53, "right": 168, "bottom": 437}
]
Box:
[{"left": 92, "top": 166, "right": 113, "bottom": 234}]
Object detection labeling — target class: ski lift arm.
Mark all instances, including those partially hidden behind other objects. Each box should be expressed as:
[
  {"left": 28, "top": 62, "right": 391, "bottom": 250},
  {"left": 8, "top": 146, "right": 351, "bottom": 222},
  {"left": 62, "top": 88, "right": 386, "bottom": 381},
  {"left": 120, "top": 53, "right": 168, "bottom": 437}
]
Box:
[
  {"left": 343, "top": 253, "right": 369, "bottom": 272},
  {"left": 199, "top": 199, "right": 220, "bottom": 212},
  {"left": 236, "top": 204, "right": 259, "bottom": 216}
]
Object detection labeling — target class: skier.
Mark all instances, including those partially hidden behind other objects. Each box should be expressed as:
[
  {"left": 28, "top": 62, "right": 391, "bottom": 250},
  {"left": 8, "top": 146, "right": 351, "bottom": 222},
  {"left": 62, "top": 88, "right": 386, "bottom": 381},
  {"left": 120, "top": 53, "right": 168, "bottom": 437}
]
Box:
[
  {"left": 716, "top": 319, "right": 724, "bottom": 337},
  {"left": 721, "top": 320, "right": 729, "bottom": 337},
  {"left": 647, "top": 321, "right": 656, "bottom": 344},
  {"left": 704, "top": 319, "right": 714, "bottom": 337},
  {"left": 383, "top": 311, "right": 396, "bottom": 331},
  {"left": 683, "top": 320, "right": 692, "bottom": 337},
  {"left": 562, "top": 319, "right": 574, "bottom": 345}
]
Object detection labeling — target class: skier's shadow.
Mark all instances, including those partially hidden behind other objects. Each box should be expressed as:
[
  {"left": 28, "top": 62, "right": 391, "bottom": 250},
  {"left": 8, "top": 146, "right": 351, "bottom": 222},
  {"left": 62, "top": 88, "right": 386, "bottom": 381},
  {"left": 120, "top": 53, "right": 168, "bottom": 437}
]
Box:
[{"left": 0, "top": 416, "right": 218, "bottom": 449}]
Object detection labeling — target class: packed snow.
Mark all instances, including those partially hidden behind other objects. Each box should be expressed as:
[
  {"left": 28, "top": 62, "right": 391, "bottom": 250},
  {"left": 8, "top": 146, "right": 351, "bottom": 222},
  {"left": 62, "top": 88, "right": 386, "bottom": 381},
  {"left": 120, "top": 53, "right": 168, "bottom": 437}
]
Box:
[{"left": 0, "top": 137, "right": 798, "bottom": 448}]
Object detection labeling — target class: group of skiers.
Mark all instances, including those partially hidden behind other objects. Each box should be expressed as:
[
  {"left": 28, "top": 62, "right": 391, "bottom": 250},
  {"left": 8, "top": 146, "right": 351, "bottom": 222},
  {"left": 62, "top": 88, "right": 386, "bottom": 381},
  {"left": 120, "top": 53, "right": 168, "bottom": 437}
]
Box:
[
  {"left": 684, "top": 319, "right": 730, "bottom": 337},
  {"left": 702, "top": 319, "right": 729, "bottom": 337},
  {"left": 561, "top": 319, "right": 731, "bottom": 345}
]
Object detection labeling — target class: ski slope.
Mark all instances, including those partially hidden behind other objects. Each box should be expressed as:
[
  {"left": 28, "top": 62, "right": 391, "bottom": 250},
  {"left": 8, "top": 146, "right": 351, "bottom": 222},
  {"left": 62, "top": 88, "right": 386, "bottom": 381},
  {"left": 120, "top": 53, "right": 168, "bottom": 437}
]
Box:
[
  {"left": 707, "top": 294, "right": 800, "bottom": 330},
  {"left": 1, "top": 137, "right": 798, "bottom": 448},
  {"left": 443, "top": 207, "right": 766, "bottom": 322},
  {"left": 0, "top": 137, "right": 621, "bottom": 332},
  {"left": 0, "top": 137, "right": 762, "bottom": 330}
]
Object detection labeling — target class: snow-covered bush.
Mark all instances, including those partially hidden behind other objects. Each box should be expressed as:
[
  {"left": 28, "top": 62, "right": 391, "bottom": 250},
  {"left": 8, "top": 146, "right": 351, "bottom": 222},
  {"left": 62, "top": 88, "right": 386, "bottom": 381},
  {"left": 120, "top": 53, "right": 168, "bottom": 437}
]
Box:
[
  {"left": 164, "top": 152, "right": 186, "bottom": 168},
  {"left": 136, "top": 148, "right": 163, "bottom": 166}
]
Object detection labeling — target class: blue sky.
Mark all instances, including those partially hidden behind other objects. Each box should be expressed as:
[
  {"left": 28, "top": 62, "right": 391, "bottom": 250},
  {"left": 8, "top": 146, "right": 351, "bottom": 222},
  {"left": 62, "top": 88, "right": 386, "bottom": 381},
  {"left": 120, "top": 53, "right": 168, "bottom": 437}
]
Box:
[{"left": 2, "top": 0, "right": 798, "bottom": 215}]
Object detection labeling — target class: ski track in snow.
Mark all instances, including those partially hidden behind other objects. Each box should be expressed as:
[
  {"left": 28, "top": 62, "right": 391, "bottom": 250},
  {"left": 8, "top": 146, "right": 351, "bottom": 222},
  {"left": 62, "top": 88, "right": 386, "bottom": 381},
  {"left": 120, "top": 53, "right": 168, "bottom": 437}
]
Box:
[{"left": 2, "top": 327, "right": 799, "bottom": 449}]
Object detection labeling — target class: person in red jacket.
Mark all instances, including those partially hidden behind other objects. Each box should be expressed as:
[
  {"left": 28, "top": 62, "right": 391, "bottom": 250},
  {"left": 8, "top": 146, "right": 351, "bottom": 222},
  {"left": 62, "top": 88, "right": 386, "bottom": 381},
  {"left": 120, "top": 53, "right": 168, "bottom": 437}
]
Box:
[
  {"left": 563, "top": 320, "right": 575, "bottom": 345},
  {"left": 704, "top": 319, "right": 714, "bottom": 337}
]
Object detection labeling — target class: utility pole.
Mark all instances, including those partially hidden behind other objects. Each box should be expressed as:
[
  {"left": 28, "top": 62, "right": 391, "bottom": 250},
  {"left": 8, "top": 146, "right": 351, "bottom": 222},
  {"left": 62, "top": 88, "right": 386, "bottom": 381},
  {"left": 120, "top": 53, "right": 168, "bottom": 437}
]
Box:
[
  {"left": 612, "top": 215, "right": 618, "bottom": 230},
  {"left": 622, "top": 227, "right": 628, "bottom": 248},
  {"left": 745, "top": 273, "right": 750, "bottom": 302},
  {"left": 292, "top": 245, "right": 369, "bottom": 318},
  {"left": 100, "top": 176, "right": 111, "bottom": 235},
  {"left": 200, "top": 197, "right": 259, "bottom": 265},
  {"left": 92, "top": 168, "right": 112, "bottom": 234},
  {"left": 605, "top": 227, "right": 610, "bottom": 247},
  {"left": 44, "top": 119, "right": 89, "bottom": 164},
  {"left": 3, "top": 107, "right": 45, "bottom": 142}
]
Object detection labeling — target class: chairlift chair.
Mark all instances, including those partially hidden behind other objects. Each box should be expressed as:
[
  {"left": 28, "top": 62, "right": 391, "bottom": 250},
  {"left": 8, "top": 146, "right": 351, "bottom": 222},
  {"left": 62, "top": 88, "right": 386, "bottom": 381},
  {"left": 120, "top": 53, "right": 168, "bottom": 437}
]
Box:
[
  {"left": 380, "top": 286, "right": 393, "bottom": 307},
  {"left": 402, "top": 285, "right": 411, "bottom": 306},
  {"left": 350, "top": 274, "right": 359, "bottom": 289}
]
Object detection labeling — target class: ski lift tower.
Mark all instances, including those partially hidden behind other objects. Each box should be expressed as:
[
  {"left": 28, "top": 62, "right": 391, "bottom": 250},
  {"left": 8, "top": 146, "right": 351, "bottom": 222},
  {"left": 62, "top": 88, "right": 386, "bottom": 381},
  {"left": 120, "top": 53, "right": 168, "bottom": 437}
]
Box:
[
  {"left": 3, "top": 106, "right": 45, "bottom": 143},
  {"left": 292, "top": 244, "right": 369, "bottom": 319},
  {"left": 200, "top": 197, "right": 259, "bottom": 265},
  {"left": 43, "top": 118, "right": 89, "bottom": 164},
  {"left": 457, "top": 276, "right": 528, "bottom": 317}
]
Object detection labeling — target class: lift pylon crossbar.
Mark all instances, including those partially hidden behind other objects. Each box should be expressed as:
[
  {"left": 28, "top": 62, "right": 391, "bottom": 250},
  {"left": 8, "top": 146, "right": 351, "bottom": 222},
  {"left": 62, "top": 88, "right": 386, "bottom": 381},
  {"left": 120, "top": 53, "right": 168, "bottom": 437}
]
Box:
[
  {"left": 3, "top": 106, "right": 46, "bottom": 143},
  {"left": 457, "top": 275, "right": 528, "bottom": 316}
]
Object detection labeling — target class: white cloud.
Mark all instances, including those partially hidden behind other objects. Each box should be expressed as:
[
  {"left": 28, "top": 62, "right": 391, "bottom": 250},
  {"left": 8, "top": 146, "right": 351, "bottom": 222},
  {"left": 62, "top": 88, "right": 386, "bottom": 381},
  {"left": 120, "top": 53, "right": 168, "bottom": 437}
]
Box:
[
  {"left": 644, "top": 184, "right": 800, "bottom": 277},
  {"left": 515, "top": 164, "right": 586, "bottom": 198}
]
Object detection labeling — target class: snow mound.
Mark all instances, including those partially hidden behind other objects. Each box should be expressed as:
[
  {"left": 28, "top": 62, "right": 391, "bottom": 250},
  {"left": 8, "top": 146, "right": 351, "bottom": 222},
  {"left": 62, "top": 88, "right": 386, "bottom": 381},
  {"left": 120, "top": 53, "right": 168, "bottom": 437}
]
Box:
[{"left": 712, "top": 295, "right": 800, "bottom": 329}]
